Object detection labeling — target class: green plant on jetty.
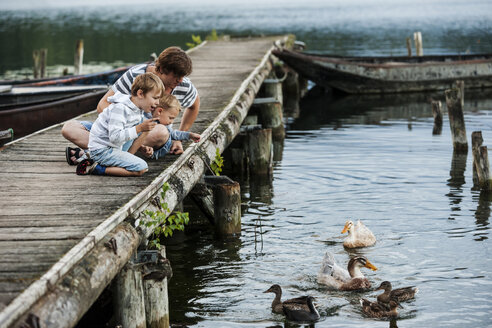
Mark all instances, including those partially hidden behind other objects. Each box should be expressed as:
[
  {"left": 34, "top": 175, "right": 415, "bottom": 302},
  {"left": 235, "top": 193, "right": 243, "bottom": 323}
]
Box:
[
  {"left": 141, "top": 182, "right": 189, "bottom": 250},
  {"left": 210, "top": 148, "right": 224, "bottom": 176}
]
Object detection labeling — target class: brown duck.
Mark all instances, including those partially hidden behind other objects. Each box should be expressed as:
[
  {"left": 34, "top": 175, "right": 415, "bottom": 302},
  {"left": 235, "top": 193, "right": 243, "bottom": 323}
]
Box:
[
  {"left": 317, "top": 252, "right": 378, "bottom": 291},
  {"left": 376, "top": 281, "right": 418, "bottom": 307},
  {"left": 264, "top": 284, "right": 311, "bottom": 314},
  {"left": 360, "top": 298, "right": 401, "bottom": 318}
]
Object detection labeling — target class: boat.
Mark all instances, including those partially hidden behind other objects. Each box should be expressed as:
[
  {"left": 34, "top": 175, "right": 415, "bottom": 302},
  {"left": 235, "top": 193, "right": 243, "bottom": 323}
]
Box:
[
  {"left": 0, "top": 64, "right": 133, "bottom": 86},
  {"left": 0, "top": 88, "right": 107, "bottom": 140},
  {"left": 0, "top": 128, "right": 13, "bottom": 146},
  {"left": 0, "top": 85, "right": 109, "bottom": 109},
  {"left": 272, "top": 48, "right": 492, "bottom": 94}
]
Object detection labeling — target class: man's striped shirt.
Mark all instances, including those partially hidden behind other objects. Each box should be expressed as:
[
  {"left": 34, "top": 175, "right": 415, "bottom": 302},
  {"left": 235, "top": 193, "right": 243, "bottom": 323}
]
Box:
[{"left": 112, "top": 64, "right": 198, "bottom": 109}]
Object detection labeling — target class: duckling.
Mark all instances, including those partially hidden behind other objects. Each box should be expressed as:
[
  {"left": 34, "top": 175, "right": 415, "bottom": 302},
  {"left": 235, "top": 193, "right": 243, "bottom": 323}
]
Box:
[
  {"left": 341, "top": 219, "right": 376, "bottom": 248},
  {"left": 360, "top": 298, "right": 401, "bottom": 318},
  {"left": 376, "top": 281, "right": 418, "bottom": 306},
  {"left": 264, "top": 284, "right": 311, "bottom": 314},
  {"left": 317, "top": 252, "right": 377, "bottom": 291},
  {"left": 283, "top": 295, "right": 320, "bottom": 322}
]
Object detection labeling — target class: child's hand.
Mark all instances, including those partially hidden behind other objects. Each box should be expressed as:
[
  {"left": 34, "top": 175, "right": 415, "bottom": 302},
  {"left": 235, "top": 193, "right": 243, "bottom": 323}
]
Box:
[
  {"left": 137, "top": 118, "right": 158, "bottom": 133},
  {"left": 139, "top": 145, "right": 154, "bottom": 158},
  {"left": 189, "top": 132, "right": 201, "bottom": 143}
]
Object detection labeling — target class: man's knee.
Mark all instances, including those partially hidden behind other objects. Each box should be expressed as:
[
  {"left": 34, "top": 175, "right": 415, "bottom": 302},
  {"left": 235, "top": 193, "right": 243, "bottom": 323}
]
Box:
[{"left": 146, "top": 125, "right": 169, "bottom": 148}]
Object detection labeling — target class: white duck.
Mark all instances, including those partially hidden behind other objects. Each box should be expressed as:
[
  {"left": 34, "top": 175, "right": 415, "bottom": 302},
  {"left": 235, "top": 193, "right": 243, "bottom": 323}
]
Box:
[
  {"left": 341, "top": 219, "right": 376, "bottom": 248},
  {"left": 317, "top": 252, "right": 377, "bottom": 291}
]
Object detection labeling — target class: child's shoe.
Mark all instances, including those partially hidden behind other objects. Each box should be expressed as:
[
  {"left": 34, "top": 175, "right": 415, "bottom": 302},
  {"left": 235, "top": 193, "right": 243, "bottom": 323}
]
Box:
[{"left": 76, "top": 159, "right": 105, "bottom": 175}]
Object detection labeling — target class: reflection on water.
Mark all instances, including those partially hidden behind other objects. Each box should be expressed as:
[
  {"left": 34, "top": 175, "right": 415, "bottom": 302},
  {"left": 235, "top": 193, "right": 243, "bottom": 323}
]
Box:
[{"left": 164, "top": 89, "right": 492, "bottom": 327}]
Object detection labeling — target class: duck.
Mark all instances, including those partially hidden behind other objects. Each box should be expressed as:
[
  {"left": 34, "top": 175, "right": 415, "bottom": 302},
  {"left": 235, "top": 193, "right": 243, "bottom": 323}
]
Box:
[
  {"left": 360, "top": 298, "right": 401, "bottom": 318},
  {"left": 283, "top": 295, "right": 320, "bottom": 322},
  {"left": 317, "top": 252, "right": 377, "bottom": 291},
  {"left": 376, "top": 281, "right": 418, "bottom": 306},
  {"left": 264, "top": 284, "right": 311, "bottom": 314},
  {"left": 341, "top": 219, "right": 376, "bottom": 248}
]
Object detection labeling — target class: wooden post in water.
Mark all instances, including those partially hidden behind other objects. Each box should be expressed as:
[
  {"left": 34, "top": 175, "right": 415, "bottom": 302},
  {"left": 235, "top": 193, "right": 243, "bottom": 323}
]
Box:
[
  {"left": 143, "top": 249, "right": 171, "bottom": 328},
  {"left": 406, "top": 37, "right": 412, "bottom": 57},
  {"left": 204, "top": 175, "right": 241, "bottom": 237},
  {"left": 472, "top": 131, "right": 484, "bottom": 188},
  {"left": 74, "top": 39, "right": 84, "bottom": 75},
  {"left": 282, "top": 68, "right": 301, "bottom": 119},
  {"left": 431, "top": 100, "right": 443, "bottom": 135},
  {"left": 455, "top": 80, "right": 465, "bottom": 108},
  {"left": 114, "top": 261, "right": 146, "bottom": 328},
  {"left": 33, "top": 48, "right": 47, "bottom": 78},
  {"left": 248, "top": 128, "right": 273, "bottom": 175},
  {"left": 477, "top": 146, "right": 492, "bottom": 191},
  {"left": 413, "top": 32, "right": 423, "bottom": 56},
  {"left": 445, "top": 88, "right": 468, "bottom": 153}
]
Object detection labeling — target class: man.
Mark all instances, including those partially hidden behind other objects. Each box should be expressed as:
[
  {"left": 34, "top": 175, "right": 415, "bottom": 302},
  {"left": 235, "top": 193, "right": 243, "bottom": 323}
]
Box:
[{"left": 62, "top": 46, "right": 200, "bottom": 164}]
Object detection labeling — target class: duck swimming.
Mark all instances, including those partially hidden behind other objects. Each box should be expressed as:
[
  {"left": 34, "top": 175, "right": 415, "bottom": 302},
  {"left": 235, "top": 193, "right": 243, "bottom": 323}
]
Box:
[
  {"left": 341, "top": 219, "right": 376, "bottom": 248},
  {"left": 283, "top": 295, "right": 320, "bottom": 322},
  {"left": 360, "top": 298, "right": 401, "bottom": 318},
  {"left": 317, "top": 252, "right": 378, "bottom": 291},
  {"left": 264, "top": 284, "right": 311, "bottom": 314},
  {"left": 376, "top": 281, "right": 418, "bottom": 306}
]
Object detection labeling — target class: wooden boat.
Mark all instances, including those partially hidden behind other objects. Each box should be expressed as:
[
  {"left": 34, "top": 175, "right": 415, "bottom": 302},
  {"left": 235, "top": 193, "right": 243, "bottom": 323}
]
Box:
[
  {"left": 0, "top": 88, "right": 107, "bottom": 140},
  {"left": 0, "top": 64, "right": 132, "bottom": 86},
  {"left": 272, "top": 48, "right": 492, "bottom": 94},
  {"left": 0, "top": 85, "right": 109, "bottom": 109},
  {"left": 0, "top": 128, "right": 13, "bottom": 146}
]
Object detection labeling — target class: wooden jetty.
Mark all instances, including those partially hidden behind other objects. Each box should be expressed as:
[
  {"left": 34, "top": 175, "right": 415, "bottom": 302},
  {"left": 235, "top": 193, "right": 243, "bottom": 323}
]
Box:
[{"left": 0, "top": 35, "right": 291, "bottom": 328}]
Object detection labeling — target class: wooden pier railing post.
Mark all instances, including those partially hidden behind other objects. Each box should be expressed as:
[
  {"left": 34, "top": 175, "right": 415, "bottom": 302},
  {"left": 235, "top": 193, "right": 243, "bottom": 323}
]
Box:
[
  {"left": 204, "top": 176, "right": 242, "bottom": 237},
  {"left": 74, "top": 39, "right": 84, "bottom": 75},
  {"left": 114, "top": 260, "right": 146, "bottom": 328},
  {"left": 431, "top": 100, "right": 443, "bottom": 135},
  {"left": 142, "top": 249, "right": 172, "bottom": 328},
  {"left": 262, "top": 78, "right": 283, "bottom": 105},
  {"left": 252, "top": 97, "right": 285, "bottom": 141},
  {"left": 445, "top": 87, "right": 468, "bottom": 153},
  {"left": 248, "top": 128, "right": 273, "bottom": 175}
]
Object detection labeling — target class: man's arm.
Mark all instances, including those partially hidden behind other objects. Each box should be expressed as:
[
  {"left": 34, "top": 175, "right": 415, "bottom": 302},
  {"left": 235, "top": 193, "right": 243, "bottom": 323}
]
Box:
[
  {"left": 97, "top": 89, "right": 115, "bottom": 113},
  {"left": 178, "top": 94, "right": 200, "bottom": 131}
]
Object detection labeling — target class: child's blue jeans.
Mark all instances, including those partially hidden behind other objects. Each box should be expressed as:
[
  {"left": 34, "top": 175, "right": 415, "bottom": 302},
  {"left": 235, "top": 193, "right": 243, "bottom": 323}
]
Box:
[{"left": 90, "top": 147, "right": 148, "bottom": 172}]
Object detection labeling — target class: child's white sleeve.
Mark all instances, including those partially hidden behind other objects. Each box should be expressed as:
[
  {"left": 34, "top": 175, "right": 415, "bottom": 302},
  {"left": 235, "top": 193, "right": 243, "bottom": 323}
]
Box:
[{"left": 107, "top": 105, "right": 138, "bottom": 145}]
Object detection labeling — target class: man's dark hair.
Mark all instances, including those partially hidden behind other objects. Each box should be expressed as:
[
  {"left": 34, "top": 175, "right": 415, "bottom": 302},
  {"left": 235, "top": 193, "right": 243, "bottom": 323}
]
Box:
[{"left": 155, "top": 47, "right": 192, "bottom": 77}]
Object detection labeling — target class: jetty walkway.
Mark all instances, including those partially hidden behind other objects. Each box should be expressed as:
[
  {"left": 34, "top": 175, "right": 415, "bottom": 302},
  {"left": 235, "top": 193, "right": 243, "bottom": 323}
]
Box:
[{"left": 0, "top": 35, "right": 290, "bottom": 328}]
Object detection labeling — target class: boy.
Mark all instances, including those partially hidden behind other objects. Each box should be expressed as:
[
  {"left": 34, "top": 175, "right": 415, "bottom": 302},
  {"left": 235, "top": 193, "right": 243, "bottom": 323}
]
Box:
[
  {"left": 76, "top": 72, "right": 164, "bottom": 176},
  {"left": 145, "top": 94, "right": 201, "bottom": 160}
]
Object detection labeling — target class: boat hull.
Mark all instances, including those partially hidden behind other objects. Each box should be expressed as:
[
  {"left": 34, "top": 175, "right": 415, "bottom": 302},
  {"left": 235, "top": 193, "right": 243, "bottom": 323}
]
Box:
[
  {"left": 0, "top": 89, "right": 106, "bottom": 140},
  {"left": 273, "top": 49, "right": 492, "bottom": 94}
]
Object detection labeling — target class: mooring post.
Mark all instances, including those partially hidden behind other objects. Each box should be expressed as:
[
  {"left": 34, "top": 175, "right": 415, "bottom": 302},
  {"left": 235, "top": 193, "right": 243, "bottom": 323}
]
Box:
[
  {"left": 223, "top": 131, "right": 248, "bottom": 177},
  {"left": 204, "top": 175, "right": 241, "bottom": 237},
  {"left": 472, "top": 131, "right": 484, "bottom": 188},
  {"left": 455, "top": 80, "right": 465, "bottom": 108},
  {"left": 142, "top": 249, "right": 172, "bottom": 328},
  {"left": 74, "top": 39, "right": 84, "bottom": 75},
  {"left": 248, "top": 127, "right": 273, "bottom": 175},
  {"left": 406, "top": 37, "right": 412, "bottom": 57},
  {"left": 431, "top": 100, "right": 443, "bottom": 135},
  {"left": 114, "top": 259, "right": 147, "bottom": 328},
  {"left": 414, "top": 31, "right": 423, "bottom": 56},
  {"left": 445, "top": 88, "right": 468, "bottom": 153}
]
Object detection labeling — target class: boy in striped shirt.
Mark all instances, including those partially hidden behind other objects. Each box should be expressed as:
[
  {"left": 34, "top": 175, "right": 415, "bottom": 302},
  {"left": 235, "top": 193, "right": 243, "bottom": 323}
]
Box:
[{"left": 77, "top": 73, "right": 164, "bottom": 176}]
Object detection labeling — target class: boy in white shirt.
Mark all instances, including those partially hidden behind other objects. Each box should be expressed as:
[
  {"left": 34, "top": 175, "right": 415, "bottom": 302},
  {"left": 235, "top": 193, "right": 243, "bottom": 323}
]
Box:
[{"left": 77, "top": 72, "right": 164, "bottom": 176}]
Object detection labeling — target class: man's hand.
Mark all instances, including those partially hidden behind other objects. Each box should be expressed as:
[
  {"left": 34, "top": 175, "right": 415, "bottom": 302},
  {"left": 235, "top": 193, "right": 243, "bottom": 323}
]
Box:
[
  {"left": 170, "top": 140, "right": 184, "bottom": 154},
  {"left": 139, "top": 145, "right": 154, "bottom": 158}
]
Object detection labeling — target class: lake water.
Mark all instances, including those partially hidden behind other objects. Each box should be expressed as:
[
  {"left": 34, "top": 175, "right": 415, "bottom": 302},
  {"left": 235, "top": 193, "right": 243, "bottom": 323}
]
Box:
[{"left": 2, "top": 1, "right": 492, "bottom": 327}]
